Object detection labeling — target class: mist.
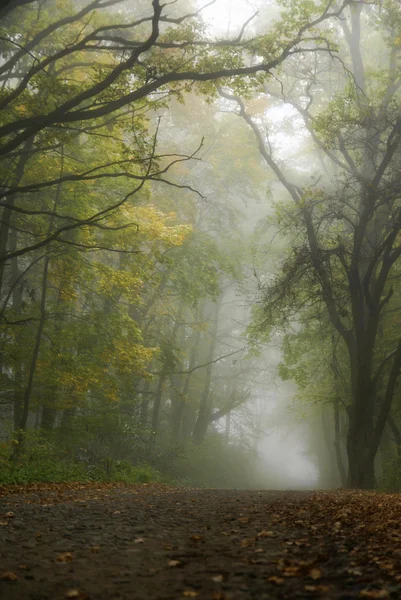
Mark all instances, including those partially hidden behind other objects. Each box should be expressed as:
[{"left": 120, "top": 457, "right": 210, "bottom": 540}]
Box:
[{"left": 1, "top": 0, "right": 400, "bottom": 495}]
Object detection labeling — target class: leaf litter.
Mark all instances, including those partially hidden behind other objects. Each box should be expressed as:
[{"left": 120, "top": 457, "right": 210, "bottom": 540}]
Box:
[{"left": 1, "top": 485, "right": 401, "bottom": 598}]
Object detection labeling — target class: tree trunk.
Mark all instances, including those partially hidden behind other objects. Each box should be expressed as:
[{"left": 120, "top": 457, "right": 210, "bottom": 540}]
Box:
[
  {"left": 151, "top": 372, "right": 166, "bottom": 435},
  {"left": 10, "top": 226, "right": 23, "bottom": 430},
  {"left": 19, "top": 254, "right": 50, "bottom": 430},
  {"left": 139, "top": 379, "right": 151, "bottom": 426},
  {"left": 19, "top": 148, "right": 64, "bottom": 430},
  {"left": 334, "top": 397, "right": 347, "bottom": 487},
  {"left": 171, "top": 328, "right": 201, "bottom": 442},
  {"left": 0, "top": 137, "right": 34, "bottom": 298},
  {"left": 388, "top": 414, "right": 401, "bottom": 480},
  {"left": 192, "top": 297, "right": 222, "bottom": 445},
  {"left": 41, "top": 406, "right": 57, "bottom": 430}
]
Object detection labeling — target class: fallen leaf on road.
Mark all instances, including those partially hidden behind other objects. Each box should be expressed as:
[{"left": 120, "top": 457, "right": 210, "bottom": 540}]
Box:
[
  {"left": 211, "top": 575, "right": 224, "bottom": 583},
  {"left": 305, "top": 585, "right": 330, "bottom": 593},
  {"left": 267, "top": 576, "right": 285, "bottom": 584},
  {"left": 282, "top": 565, "right": 302, "bottom": 577},
  {"left": 257, "top": 530, "right": 275, "bottom": 538},
  {"left": 56, "top": 552, "right": 74, "bottom": 563},
  {"left": 308, "top": 567, "right": 323, "bottom": 580},
  {"left": 1, "top": 571, "right": 18, "bottom": 581},
  {"left": 168, "top": 560, "right": 182, "bottom": 567},
  {"left": 64, "top": 590, "right": 88, "bottom": 600},
  {"left": 183, "top": 590, "right": 198, "bottom": 597},
  {"left": 360, "top": 591, "right": 389, "bottom": 599},
  {"left": 134, "top": 538, "right": 144, "bottom": 544}
]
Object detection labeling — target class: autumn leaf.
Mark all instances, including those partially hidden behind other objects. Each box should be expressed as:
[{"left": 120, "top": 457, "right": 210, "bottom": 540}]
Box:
[
  {"left": 305, "top": 585, "right": 330, "bottom": 593},
  {"left": 168, "top": 560, "right": 182, "bottom": 567},
  {"left": 308, "top": 567, "right": 323, "bottom": 580},
  {"left": 211, "top": 575, "right": 224, "bottom": 583},
  {"left": 360, "top": 590, "right": 389, "bottom": 599},
  {"left": 183, "top": 590, "right": 198, "bottom": 597},
  {"left": 256, "top": 530, "right": 275, "bottom": 538},
  {"left": 282, "top": 565, "right": 303, "bottom": 577},
  {"left": 64, "top": 590, "right": 88, "bottom": 599},
  {"left": 4, "top": 512, "right": 15, "bottom": 518},
  {"left": 0, "top": 571, "right": 18, "bottom": 581},
  {"left": 267, "top": 576, "right": 285, "bottom": 584},
  {"left": 56, "top": 552, "right": 74, "bottom": 563}
]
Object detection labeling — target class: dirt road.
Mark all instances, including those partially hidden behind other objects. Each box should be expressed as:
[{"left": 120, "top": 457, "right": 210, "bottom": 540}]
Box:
[{"left": 0, "top": 484, "right": 400, "bottom": 599}]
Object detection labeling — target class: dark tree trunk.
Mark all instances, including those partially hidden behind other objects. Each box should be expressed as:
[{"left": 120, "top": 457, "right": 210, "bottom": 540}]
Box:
[
  {"left": 0, "top": 137, "right": 34, "bottom": 297},
  {"left": 192, "top": 298, "right": 222, "bottom": 445},
  {"left": 171, "top": 329, "right": 201, "bottom": 442},
  {"left": 334, "top": 398, "right": 347, "bottom": 487},
  {"left": 41, "top": 406, "right": 57, "bottom": 430},
  {"left": 9, "top": 226, "right": 23, "bottom": 430},
  {"left": 388, "top": 414, "right": 401, "bottom": 476},
  {"left": 19, "top": 149, "right": 64, "bottom": 431},
  {"left": 19, "top": 254, "right": 50, "bottom": 430},
  {"left": 61, "top": 407, "right": 76, "bottom": 427},
  {"left": 151, "top": 372, "right": 167, "bottom": 435}
]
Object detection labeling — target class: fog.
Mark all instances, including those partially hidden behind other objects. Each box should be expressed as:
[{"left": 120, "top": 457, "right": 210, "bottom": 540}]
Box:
[{"left": 1, "top": 0, "right": 400, "bottom": 492}]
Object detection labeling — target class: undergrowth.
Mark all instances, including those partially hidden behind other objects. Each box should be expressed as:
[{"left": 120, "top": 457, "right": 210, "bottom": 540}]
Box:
[{"left": 0, "top": 429, "right": 161, "bottom": 485}]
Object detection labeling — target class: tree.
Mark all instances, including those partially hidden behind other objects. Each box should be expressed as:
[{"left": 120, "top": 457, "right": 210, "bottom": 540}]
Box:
[{"left": 228, "top": 0, "right": 401, "bottom": 488}]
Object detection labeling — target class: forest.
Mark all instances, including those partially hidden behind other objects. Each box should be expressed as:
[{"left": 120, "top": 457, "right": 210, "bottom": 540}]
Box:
[{"left": 1, "top": 0, "right": 401, "bottom": 494}]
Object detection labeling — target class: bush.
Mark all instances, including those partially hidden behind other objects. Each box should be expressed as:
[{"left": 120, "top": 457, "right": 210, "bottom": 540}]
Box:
[{"left": 0, "top": 429, "right": 161, "bottom": 485}]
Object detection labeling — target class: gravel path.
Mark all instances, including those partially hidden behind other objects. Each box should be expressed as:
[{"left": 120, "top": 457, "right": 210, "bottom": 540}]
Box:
[{"left": 0, "top": 484, "right": 400, "bottom": 599}]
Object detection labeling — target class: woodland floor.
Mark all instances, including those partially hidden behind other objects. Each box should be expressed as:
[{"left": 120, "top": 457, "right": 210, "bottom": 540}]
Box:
[{"left": 0, "top": 484, "right": 400, "bottom": 600}]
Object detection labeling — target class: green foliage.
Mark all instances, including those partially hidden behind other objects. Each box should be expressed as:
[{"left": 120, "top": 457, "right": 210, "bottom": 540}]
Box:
[
  {"left": 0, "top": 0, "right": 347, "bottom": 490},
  {"left": 0, "top": 429, "right": 161, "bottom": 485}
]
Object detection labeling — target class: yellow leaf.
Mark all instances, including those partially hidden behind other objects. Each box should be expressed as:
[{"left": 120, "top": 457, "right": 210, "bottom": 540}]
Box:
[
  {"left": 168, "top": 560, "right": 181, "bottom": 567},
  {"left": 1, "top": 571, "right": 18, "bottom": 581},
  {"left": 360, "top": 591, "right": 389, "bottom": 599},
  {"left": 56, "top": 552, "right": 74, "bottom": 563}
]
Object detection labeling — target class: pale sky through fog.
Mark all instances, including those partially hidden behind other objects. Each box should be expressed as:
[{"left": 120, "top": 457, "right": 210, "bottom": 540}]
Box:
[{"left": 199, "top": 0, "right": 256, "bottom": 36}]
